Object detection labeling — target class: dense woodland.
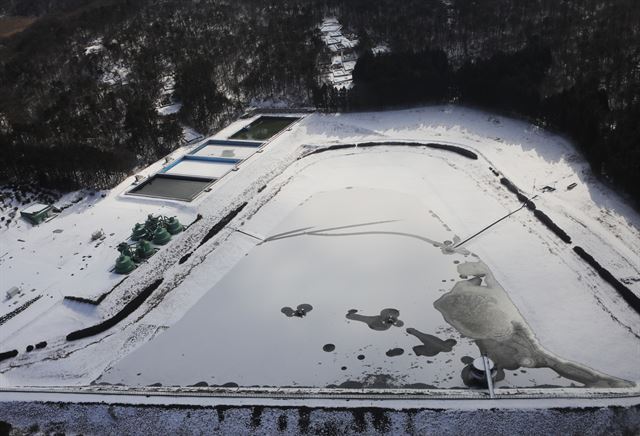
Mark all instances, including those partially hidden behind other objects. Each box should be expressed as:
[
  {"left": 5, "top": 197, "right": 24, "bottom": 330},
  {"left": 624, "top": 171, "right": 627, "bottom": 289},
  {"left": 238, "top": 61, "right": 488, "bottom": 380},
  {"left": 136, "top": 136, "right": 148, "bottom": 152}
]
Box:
[{"left": 0, "top": 0, "right": 638, "bottom": 204}]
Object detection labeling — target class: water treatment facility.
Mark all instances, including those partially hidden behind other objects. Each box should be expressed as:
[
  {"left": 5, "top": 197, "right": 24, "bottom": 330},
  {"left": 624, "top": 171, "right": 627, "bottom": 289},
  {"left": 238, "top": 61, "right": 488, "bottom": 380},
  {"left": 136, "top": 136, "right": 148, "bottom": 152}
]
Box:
[{"left": 1, "top": 107, "right": 639, "bottom": 434}]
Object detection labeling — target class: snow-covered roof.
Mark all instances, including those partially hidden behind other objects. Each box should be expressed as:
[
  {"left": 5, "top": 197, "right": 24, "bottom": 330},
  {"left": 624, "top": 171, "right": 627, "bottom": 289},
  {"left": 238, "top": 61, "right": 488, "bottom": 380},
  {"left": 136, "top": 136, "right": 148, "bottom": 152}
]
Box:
[{"left": 21, "top": 203, "right": 51, "bottom": 215}]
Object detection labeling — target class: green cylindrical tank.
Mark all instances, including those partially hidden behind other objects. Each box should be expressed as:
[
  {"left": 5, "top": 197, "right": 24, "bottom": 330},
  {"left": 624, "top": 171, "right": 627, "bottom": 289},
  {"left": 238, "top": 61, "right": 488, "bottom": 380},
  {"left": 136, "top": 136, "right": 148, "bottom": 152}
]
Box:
[
  {"left": 131, "top": 223, "right": 147, "bottom": 241},
  {"left": 115, "top": 254, "right": 136, "bottom": 274},
  {"left": 165, "top": 217, "right": 183, "bottom": 235},
  {"left": 152, "top": 226, "right": 172, "bottom": 245},
  {"left": 136, "top": 239, "right": 154, "bottom": 259}
]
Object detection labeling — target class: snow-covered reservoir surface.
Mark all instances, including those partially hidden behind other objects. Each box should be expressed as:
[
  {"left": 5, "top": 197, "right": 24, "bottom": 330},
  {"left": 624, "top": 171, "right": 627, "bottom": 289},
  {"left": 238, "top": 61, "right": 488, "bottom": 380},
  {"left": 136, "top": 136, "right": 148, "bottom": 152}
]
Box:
[{"left": 1, "top": 107, "right": 639, "bottom": 398}]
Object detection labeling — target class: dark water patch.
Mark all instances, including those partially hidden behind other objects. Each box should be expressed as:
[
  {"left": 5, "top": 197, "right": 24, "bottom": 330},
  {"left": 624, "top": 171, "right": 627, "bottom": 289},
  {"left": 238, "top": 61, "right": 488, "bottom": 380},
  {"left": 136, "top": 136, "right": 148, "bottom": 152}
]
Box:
[
  {"left": 385, "top": 348, "right": 404, "bottom": 357},
  {"left": 435, "top": 261, "right": 633, "bottom": 388},
  {"left": 148, "top": 382, "right": 162, "bottom": 387},
  {"left": 222, "top": 382, "right": 239, "bottom": 388},
  {"left": 281, "top": 303, "right": 313, "bottom": 318},
  {"left": 341, "top": 366, "right": 347, "bottom": 370},
  {"left": 406, "top": 328, "right": 456, "bottom": 357},
  {"left": 230, "top": 116, "right": 297, "bottom": 141},
  {"left": 35, "top": 341, "right": 47, "bottom": 349},
  {"left": 461, "top": 356, "right": 474, "bottom": 365},
  {"left": 128, "top": 175, "right": 212, "bottom": 202},
  {"left": 357, "top": 354, "right": 365, "bottom": 360},
  {"left": 346, "top": 308, "right": 404, "bottom": 330},
  {"left": 322, "top": 343, "right": 335, "bottom": 352},
  {"left": 189, "top": 381, "right": 208, "bottom": 387}
]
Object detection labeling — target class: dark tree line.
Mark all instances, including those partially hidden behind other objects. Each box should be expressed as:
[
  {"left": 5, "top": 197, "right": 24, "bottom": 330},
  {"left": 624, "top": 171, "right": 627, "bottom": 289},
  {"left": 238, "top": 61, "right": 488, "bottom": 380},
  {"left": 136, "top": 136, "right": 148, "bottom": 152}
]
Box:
[
  {"left": 0, "top": 0, "right": 321, "bottom": 189},
  {"left": 313, "top": 0, "right": 640, "bottom": 204},
  {"left": 0, "top": 0, "right": 639, "bottom": 204}
]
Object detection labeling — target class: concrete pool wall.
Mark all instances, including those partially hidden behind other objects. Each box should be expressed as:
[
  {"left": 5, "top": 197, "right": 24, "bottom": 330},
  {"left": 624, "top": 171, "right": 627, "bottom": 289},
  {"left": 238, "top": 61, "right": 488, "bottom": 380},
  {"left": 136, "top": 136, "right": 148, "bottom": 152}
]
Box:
[{"left": 127, "top": 139, "right": 264, "bottom": 201}]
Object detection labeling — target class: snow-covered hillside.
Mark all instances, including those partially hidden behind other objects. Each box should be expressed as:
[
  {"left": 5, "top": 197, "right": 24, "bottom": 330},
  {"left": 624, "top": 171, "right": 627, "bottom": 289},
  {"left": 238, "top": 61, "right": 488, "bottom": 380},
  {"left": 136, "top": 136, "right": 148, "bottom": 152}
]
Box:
[{"left": 1, "top": 107, "right": 638, "bottom": 400}]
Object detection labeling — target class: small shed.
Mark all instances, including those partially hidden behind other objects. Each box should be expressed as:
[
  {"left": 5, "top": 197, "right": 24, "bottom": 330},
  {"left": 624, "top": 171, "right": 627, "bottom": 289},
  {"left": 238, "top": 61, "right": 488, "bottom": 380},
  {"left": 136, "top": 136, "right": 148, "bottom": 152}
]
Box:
[{"left": 20, "top": 203, "right": 53, "bottom": 225}]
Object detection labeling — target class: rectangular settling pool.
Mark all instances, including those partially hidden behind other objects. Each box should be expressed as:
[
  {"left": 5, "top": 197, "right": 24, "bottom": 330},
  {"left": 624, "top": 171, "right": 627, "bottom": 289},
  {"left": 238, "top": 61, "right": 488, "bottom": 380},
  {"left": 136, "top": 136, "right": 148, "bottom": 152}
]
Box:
[
  {"left": 230, "top": 116, "right": 299, "bottom": 141},
  {"left": 127, "top": 175, "right": 213, "bottom": 201}
]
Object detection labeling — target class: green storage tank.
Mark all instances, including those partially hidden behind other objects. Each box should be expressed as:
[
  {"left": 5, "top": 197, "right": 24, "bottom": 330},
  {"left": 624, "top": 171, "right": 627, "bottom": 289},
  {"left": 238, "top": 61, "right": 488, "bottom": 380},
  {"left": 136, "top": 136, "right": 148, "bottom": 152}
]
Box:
[
  {"left": 152, "top": 227, "right": 172, "bottom": 245},
  {"left": 115, "top": 254, "right": 136, "bottom": 274},
  {"left": 166, "top": 217, "right": 183, "bottom": 235},
  {"left": 131, "top": 223, "right": 147, "bottom": 241},
  {"left": 136, "top": 239, "right": 154, "bottom": 259}
]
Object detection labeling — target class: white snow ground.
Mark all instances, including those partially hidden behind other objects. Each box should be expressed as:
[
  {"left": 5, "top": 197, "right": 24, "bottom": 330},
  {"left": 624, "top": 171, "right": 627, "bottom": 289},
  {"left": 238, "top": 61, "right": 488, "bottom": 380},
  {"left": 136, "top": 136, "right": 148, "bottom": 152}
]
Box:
[{"left": 1, "top": 107, "right": 639, "bottom": 401}]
